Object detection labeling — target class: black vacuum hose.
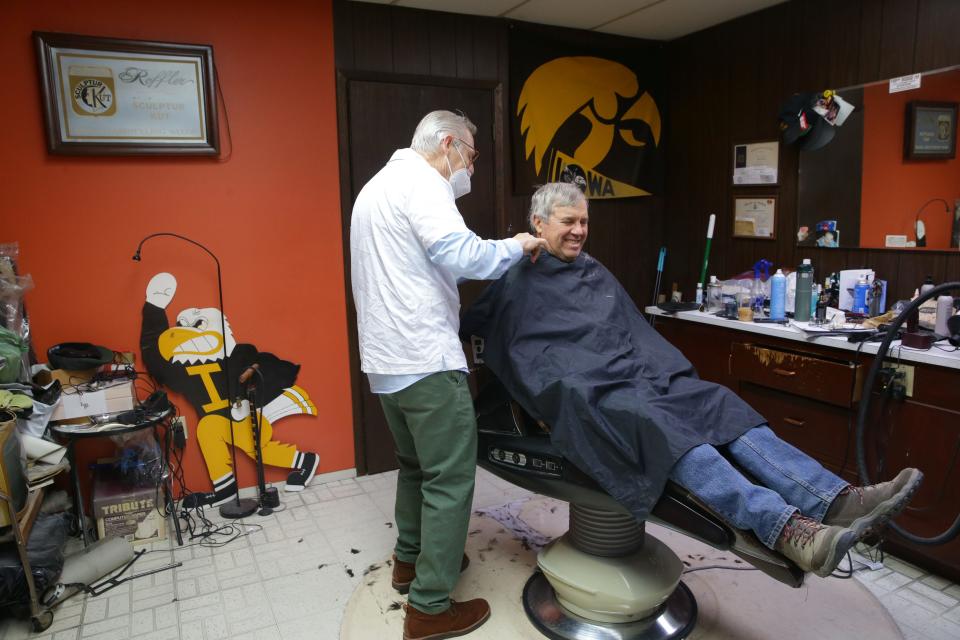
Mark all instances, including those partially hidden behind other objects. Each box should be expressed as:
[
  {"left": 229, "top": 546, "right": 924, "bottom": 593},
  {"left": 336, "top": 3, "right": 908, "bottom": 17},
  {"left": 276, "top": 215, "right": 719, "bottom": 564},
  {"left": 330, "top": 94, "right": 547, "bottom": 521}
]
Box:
[{"left": 856, "top": 281, "right": 960, "bottom": 545}]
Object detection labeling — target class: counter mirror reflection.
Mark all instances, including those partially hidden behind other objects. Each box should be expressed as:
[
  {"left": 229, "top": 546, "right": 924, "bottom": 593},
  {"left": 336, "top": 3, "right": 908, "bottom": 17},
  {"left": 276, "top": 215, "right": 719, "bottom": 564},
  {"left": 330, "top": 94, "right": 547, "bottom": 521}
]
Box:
[{"left": 796, "top": 66, "right": 960, "bottom": 250}]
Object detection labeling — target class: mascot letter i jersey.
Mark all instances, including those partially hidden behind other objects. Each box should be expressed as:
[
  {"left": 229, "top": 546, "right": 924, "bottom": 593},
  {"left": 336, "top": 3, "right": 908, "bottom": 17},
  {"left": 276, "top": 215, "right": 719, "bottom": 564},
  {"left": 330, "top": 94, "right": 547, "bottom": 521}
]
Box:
[{"left": 140, "top": 272, "right": 320, "bottom": 508}]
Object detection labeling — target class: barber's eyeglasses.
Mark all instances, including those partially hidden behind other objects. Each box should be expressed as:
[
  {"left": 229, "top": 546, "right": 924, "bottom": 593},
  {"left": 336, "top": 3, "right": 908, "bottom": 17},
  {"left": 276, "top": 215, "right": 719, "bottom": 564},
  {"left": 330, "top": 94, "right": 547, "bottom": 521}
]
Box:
[{"left": 455, "top": 138, "right": 479, "bottom": 164}]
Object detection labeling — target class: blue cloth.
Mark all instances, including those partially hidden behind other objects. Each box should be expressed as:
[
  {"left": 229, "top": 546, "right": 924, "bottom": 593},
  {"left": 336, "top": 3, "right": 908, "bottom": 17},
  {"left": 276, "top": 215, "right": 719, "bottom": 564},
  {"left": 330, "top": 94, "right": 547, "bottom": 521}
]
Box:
[
  {"left": 368, "top": 231, "right": 521, "bottom": 395},
  {"left": 670, "top": 426, "right": 849, "bottom": 548}
]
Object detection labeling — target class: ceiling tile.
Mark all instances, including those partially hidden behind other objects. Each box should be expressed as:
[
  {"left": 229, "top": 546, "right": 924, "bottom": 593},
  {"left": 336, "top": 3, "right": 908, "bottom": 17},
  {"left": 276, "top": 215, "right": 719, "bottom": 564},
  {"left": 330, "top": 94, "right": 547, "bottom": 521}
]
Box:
[
  {"left": 394, "top": 0, "right": 524, "bottom": 17},
  {"left": 596, "top": 0, "right": 786, "bottom": 41},
  {"left": 504, "top": 0, "right": 658, "bottom": 31}
]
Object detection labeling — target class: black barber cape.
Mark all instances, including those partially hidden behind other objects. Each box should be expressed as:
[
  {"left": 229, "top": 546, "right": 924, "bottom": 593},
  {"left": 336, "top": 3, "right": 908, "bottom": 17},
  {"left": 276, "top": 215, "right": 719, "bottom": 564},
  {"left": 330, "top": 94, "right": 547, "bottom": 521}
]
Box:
[{"left": 460, "top": 252, "right": 765, "bottom": 521}]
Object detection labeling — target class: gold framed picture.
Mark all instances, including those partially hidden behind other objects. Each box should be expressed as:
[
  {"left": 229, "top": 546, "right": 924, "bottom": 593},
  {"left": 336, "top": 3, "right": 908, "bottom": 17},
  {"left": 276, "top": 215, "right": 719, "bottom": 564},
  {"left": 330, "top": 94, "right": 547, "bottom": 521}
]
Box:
[
  {"left": 733, "top": 196, "right": 777, "bottom": 240},
  {"left": 34, "top": 32, "right": 219, "bottom": 155}
]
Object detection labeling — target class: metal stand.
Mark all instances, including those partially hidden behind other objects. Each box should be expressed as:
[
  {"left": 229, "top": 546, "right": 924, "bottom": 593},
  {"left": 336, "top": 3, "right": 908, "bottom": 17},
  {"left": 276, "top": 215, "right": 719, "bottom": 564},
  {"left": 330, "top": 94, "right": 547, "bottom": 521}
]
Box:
[{"left": 248, "top": 382, "right": 273, "bottom": 516}]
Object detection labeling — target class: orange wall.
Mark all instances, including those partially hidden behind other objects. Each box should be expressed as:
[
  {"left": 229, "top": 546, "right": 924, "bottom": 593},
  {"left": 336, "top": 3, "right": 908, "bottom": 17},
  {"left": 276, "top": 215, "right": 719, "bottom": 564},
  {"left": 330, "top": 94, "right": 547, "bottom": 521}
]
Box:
[
  {"left": 1, "top": 0, "right": 354, "bottom": 496},
  {"left": 860, "top": 71, "right": 960, "bottom": 248}
]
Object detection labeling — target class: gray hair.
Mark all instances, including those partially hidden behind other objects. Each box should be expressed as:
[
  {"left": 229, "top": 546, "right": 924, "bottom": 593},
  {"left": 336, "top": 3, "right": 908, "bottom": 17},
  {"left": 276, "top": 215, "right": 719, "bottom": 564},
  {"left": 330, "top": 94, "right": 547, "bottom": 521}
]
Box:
[
  {"left": 410, "top": 110, "right": 477, "bottom": 155},
  {"left": 529, "top": 182, "right": 587, "bottom": 231}
]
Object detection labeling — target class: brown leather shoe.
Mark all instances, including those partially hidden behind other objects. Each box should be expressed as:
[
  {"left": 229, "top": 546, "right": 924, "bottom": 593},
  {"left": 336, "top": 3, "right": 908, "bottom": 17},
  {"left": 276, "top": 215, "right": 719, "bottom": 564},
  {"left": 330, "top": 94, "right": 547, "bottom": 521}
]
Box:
[
  {"left": 392, "top": 554, "right": 470, "bottom": 594},
  {"left": 403, "top": 598, "right": 490, "bottom": 640}
]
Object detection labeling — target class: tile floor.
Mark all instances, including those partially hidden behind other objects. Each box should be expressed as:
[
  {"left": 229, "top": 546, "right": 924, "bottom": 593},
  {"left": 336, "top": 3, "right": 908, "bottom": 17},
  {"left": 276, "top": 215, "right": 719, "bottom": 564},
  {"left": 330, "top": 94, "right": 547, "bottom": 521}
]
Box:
[{"left": 1, "top": 468, "right": 958, "bottom": 640}]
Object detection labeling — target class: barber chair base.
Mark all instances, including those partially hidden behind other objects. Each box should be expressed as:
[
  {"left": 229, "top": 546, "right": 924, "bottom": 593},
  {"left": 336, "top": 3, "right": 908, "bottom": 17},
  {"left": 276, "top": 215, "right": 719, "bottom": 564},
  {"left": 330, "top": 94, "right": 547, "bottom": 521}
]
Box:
[
  {"left": 538, "top": 534, "right": 685, "bottom": 622},
  {"left": 524, "top": 572, "right": 696, "bottom": 640}
]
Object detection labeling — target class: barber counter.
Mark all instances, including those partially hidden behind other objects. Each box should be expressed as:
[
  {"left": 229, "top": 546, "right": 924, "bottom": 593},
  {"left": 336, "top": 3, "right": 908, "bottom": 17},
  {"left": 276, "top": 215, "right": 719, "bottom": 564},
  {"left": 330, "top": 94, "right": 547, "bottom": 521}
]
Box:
[{"left": 647, "top": 307, "right": 960, "bottom": 583}]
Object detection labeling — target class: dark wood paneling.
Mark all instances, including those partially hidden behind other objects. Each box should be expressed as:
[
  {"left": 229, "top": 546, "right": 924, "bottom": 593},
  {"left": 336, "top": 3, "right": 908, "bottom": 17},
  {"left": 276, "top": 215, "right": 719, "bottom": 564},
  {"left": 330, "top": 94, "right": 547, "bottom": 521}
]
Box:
[
  {"left": 859, "top": 0, "right": 884, "bottom": 83},
  {"left": 391, "top": 10, "right": 431, "bottom": 76},
  {"left": 878, "top": 0, "right": 919, "bottom": 80},
  {"left": 915, "top": 0, "right": 960, "bottom": 71},
  {"left": 665, "top": 0, "right": 960, "bottom": 305},
  {"left": 349, "top": 1, "right": 394, "bottom": 72}
]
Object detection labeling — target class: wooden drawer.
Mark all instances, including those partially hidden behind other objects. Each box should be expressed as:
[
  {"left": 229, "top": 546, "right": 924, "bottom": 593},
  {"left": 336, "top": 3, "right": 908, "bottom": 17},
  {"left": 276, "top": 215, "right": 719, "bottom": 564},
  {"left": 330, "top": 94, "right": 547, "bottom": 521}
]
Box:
[
  {"left": 730, "top": 342, "right": 862, "bottom": 408},
  {"left": 739, "top": 383, "right": 854, "bottom": 475}
]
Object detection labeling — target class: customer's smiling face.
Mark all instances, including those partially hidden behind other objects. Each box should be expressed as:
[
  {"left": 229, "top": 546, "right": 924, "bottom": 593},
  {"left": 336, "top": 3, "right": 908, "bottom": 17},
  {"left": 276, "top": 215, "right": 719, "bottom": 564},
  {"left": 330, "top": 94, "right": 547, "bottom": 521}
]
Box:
[{"left": 534, "top": 201, "right": 589, "bottom": 261}]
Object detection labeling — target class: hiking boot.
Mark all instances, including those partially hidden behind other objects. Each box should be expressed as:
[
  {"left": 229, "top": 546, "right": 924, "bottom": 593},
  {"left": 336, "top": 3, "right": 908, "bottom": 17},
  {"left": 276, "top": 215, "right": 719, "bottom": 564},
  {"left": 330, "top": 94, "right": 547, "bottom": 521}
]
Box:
[
  {"left": 392, "top": 554, "right": 470, "bottom": 594},
  {"left": 824, "top": 468, "right": 923, "bottom": 531},
  {"left": 285, "top": 452, "right": 319, "bottom": 492},
  {"left": 775, "top": 514, "right": 859, "bottom": 578},
  {"left": 403, "top": 598, "right": 490, "bottom": 640}
]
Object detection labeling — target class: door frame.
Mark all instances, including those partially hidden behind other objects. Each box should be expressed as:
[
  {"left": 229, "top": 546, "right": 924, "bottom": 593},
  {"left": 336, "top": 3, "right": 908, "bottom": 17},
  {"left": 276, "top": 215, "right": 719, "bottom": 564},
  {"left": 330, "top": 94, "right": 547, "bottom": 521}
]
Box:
[{"left": 335, "top": 70, "right": 506, "bottom": 474}]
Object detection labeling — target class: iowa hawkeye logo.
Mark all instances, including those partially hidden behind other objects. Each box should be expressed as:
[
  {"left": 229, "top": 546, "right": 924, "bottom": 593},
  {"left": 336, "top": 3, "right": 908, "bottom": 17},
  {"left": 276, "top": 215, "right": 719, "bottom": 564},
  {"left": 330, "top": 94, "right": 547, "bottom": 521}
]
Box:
[{"left": 517, "top": 57, "right": 661, "bottom": 199}]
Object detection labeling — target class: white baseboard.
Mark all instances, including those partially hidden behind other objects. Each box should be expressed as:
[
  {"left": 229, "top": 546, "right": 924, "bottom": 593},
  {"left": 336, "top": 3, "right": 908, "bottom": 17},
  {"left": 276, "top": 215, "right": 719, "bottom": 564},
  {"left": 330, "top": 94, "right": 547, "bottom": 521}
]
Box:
[{"left": 236, "top": 467, "right": 358, "bottom": 498}]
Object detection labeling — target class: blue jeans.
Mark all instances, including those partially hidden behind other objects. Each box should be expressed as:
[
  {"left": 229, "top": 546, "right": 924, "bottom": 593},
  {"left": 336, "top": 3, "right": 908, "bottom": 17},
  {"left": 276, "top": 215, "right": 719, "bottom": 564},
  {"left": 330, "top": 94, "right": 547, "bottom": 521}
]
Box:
[{"left": 669, "top": 426, "right": 849, "bottom": 549}]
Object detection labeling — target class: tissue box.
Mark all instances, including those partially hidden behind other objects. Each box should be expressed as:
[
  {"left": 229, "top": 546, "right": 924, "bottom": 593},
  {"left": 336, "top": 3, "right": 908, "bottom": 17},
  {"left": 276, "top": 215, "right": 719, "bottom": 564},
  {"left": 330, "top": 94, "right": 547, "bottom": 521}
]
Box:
[{"left": 92, "top": 470, "right": 167, "bottom": 546}]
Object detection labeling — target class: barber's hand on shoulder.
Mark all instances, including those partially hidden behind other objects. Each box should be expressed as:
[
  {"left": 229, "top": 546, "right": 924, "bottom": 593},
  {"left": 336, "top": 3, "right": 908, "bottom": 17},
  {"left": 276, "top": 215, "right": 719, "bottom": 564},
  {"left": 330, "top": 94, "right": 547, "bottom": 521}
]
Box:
[{"left": 513, "top": 233, "right": 549, "bottom": 263}]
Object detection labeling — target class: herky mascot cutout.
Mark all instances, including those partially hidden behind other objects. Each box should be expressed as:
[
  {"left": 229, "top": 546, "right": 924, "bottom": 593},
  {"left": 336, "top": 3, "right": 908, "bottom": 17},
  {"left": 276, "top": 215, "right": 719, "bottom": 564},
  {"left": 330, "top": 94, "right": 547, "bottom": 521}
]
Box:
[{"left": 140, "top": 272, "right": 319, "bottom": 508}]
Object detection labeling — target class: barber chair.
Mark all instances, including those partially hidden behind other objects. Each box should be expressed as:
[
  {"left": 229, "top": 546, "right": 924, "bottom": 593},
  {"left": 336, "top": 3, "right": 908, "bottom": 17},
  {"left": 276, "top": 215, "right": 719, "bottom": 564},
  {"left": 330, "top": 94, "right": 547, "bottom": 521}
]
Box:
[{"left": 473, "top": 372, "right": 804, "bottom": 640}]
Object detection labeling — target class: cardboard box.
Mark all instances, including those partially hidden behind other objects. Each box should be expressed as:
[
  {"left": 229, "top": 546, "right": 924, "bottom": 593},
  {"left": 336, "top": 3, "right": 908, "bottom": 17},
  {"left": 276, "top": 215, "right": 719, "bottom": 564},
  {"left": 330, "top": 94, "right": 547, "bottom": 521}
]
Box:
[
  {"left": 92, "top": 470, "right": 167, "bottom": 546},
  {"left": 49, "top": 380, "right": 137, "bottom": 422}
]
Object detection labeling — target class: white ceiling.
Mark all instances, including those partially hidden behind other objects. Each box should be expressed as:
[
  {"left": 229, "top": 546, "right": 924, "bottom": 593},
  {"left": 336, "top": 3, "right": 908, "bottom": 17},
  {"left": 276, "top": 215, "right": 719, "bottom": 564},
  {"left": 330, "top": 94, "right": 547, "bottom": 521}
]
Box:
[{"left": 352, "top": 0, "right": 787, "bottom": 41}]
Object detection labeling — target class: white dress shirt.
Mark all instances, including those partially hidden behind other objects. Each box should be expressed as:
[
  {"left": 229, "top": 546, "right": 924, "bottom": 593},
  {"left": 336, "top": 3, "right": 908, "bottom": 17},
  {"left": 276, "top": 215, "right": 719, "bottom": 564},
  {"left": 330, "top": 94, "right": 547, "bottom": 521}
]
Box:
[{"left": 350, "top": 148, "right": 522, "bottom": 393}]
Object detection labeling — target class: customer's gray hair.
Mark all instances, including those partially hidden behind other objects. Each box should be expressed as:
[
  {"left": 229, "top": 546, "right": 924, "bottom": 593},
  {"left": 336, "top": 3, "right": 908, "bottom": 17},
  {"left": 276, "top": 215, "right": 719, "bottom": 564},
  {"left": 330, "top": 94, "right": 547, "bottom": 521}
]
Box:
[
  {"left": 529, "top": 182, "right": 587, "bottom": 231},
  {"left": 410, "top": 110, "right": 477, "bottom": 155}
]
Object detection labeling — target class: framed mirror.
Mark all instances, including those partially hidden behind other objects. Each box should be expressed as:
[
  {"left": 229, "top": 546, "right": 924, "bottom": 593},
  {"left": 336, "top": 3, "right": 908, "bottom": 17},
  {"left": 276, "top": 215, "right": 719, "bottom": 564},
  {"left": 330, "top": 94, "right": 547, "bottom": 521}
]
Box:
[{"left": 795, "top": 66, "right": 960, "bottom": 250}]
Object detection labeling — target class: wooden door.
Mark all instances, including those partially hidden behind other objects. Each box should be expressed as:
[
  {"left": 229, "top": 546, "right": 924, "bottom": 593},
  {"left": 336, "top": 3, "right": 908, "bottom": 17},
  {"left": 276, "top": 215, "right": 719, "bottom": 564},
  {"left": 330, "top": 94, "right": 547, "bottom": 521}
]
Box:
[{"left": 337, "top": 73, "right": 502, "bottom": 474}]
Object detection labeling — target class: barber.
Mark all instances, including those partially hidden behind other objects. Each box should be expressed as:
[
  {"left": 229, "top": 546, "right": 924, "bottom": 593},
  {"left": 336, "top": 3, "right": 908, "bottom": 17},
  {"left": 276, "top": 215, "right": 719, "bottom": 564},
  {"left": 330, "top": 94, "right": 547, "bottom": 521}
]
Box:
[{"left": 350, "top": 110, "right": 546, "bottom": 640}]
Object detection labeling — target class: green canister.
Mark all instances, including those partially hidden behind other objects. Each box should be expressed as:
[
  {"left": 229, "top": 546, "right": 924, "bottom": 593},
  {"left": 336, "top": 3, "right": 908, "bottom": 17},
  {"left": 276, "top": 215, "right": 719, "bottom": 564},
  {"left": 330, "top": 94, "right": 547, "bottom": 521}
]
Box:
[{"left": 795, "top": 259, "right": 814, "bottom": 322}]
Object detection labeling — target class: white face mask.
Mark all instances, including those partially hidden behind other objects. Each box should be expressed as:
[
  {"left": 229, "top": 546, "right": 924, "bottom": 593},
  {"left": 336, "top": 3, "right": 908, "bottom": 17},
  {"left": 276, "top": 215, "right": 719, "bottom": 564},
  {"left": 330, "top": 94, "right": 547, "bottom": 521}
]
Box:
[{"left": 445, "top": 144, "right": 472, "bottom": 200}]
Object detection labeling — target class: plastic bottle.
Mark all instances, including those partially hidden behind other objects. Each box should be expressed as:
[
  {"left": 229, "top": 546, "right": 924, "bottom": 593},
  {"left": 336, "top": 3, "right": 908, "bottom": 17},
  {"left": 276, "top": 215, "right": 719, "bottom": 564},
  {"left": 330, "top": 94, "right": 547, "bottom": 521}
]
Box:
[
  {"left": 695, "top": 283, "right": 704, "bottom": 305},
  {"left": 935, "top": 295, "right": 955, "bottom": 336},
  {"left": 770, "top": 269, "right": 787, "bottom": 320},
  {"left": 810, "top": 283, "right": 819, "bottom": 319},
  {"left": 815, "top": 286, "right": 827, "bottom": 324},
  {"left": 706, "top": 275, "right": 723, "bottom": 312},
  {"left": 853, "top": 277, "right": 870, "bottom": 315},
  {"left": 795, "top": 259, "right": 814, "bottom": 322},
  {"left": 921, "top": 275, "right": 935, "bottom": 297}
]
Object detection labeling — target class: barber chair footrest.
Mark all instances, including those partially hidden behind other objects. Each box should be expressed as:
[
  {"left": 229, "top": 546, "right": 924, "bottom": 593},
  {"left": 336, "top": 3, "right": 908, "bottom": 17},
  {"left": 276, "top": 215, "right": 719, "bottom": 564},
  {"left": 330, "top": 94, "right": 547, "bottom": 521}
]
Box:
[{"left": 523, "top": 572, "right": 697, "bottom": 640}]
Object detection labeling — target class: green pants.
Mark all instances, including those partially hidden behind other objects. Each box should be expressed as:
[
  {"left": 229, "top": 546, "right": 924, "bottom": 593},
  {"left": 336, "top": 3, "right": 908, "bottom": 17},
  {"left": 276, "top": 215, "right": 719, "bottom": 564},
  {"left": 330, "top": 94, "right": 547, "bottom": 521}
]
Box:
[{"left": 379, "top": 371, "right": 477, "bottom": 614}]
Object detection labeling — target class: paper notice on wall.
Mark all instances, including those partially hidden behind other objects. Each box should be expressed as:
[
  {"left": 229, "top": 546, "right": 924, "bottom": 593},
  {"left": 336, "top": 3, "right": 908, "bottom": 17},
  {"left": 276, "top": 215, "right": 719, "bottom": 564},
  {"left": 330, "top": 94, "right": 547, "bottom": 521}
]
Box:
[
  {"left": 733, "top": 142, "right": 779, "bottom": 185},
  {"left": 889, "top": 74, "right": 922, "bottom": 93}
]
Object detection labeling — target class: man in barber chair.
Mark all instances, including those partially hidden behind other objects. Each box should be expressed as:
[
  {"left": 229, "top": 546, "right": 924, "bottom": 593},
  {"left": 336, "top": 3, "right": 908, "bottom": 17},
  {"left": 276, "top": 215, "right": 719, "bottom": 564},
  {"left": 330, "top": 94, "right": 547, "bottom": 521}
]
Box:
[{"left": 460, "top": 182, "right": 923, "bottom": 578}]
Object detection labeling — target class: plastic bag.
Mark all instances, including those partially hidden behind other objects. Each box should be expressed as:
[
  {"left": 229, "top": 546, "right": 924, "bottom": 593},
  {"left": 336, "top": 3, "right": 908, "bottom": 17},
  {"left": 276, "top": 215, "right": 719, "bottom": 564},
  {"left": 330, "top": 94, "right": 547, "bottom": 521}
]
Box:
[
  {"left": 0, "top": 244, "right": 34, "bottom": 384},
  {"left": 110, "top": 430, "right": 163, "bottom": 487},
  {"left": 0, "top": 512, "right": 70, "bottom": 611}
]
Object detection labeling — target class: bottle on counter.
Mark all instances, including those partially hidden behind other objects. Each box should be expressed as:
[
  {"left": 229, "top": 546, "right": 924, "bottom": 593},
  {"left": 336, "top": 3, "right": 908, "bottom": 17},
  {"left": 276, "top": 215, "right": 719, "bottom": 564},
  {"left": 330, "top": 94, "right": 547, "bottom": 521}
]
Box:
[
  {"left": 795, "top": 258, "right": 814, "bottom": 322},
  {"left": 936, "top": 295, "right": 955, "bottom": 336},
  {"left": 770, "top": 269, "right": 787, "bottom": 320},
  {"left": 706, "top": 275, "right": 723, "bottom": 312},
  {"left": 853, "top": 276, "right": 871, "bottom": 315},
  {"left": 815, "top": 286, "right": 828, "bottom": 324},
  {"left": 921, "top": 275, "right": 936, "bottom": 297}
]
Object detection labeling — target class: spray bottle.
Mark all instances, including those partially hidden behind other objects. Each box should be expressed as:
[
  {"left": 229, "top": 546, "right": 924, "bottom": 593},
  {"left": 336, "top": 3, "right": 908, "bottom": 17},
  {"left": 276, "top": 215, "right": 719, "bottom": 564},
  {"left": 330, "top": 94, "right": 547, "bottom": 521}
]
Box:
[{"left": 752, "top": 259, "right": 772, "bottom": 318}]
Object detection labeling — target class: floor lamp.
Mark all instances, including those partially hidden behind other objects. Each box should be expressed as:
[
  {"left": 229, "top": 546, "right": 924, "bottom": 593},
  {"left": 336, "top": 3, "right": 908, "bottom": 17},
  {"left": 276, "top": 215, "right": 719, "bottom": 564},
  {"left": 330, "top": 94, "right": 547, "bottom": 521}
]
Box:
[{"left": 133, "top": 232, "right": 258, "bottom": 519}]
